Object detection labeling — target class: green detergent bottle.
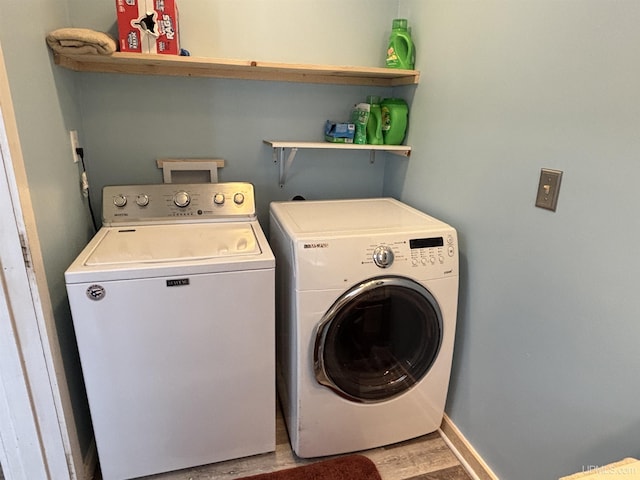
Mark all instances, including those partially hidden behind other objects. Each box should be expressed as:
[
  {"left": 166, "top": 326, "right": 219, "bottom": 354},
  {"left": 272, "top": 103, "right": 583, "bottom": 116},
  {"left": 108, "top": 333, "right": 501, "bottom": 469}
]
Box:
[
  {"left": 366, "top": 95, "right": 384, "bottom": 145},
  {"left": 385, "top": 19, "right": 415, "bottom": 70},
  {"left": 381, "top": 98, "right": 409, "bottom": 145}
]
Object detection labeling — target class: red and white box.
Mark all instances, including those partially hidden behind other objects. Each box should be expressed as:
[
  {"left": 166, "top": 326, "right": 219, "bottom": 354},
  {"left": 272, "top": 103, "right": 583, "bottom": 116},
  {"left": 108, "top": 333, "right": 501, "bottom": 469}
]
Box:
[{"left": 116, "top": 0, "right": 180, "bottom": 54}]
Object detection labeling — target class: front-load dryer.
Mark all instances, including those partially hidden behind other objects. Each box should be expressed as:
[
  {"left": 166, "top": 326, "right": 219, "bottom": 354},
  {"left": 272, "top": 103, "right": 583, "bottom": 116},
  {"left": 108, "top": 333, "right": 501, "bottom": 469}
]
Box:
[{"left": 269, "top": 198, "right": 458, "bottom": 458}]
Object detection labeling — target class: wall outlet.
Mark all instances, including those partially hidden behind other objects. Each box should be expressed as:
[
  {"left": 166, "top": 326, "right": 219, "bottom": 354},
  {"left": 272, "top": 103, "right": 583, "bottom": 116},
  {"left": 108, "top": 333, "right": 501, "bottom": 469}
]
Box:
[
  {"left": 535, "top": 168, "right": 563, "bottom": 211},
  {"left": 69, "top": 130, "right": 80, "bottom": 163}
]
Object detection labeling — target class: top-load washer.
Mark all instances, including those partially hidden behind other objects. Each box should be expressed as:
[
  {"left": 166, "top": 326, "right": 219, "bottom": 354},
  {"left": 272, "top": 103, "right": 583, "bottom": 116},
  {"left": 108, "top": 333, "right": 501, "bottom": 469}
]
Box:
[
  {"left": 65, "top": 182, "right": 275, "bottom": 480},
  {"left": 269, "top": 197, "right": 458, "bottom": 458}
]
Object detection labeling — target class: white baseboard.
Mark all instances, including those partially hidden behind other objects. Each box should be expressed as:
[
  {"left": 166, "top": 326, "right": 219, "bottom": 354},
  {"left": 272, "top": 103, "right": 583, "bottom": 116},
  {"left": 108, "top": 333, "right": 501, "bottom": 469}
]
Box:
[{"left": 439, "top": 414, "right": 499, "bottom": 480}]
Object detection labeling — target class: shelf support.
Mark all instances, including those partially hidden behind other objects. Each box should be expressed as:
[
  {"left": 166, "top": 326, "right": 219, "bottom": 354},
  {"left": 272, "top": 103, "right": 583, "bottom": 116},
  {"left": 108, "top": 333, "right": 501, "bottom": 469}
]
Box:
[
  {"left": 265, "top": 140, "right": 411, "bottom": 187},
  {"left": 273, "top": 147, "right": 298, "bottom": 187}
]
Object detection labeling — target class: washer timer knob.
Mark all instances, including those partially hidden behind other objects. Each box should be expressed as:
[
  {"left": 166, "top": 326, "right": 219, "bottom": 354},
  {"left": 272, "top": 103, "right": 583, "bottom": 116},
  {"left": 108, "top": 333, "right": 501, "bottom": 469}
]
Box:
[
  {"left": 135, "top": 194, "right": 149, "bottom": 207},
  {"left": 173, "top": 191, "right": 191, "bottom": 208},
  {"left": 213, "top": 193, "right": 225, "bottom": 205},
  {"left": 233, "top": 193, "right": 245, "bottom": 205},
  {"left": 113, "top": 194, "right": 127, "bottom": 207},
  {"left": 373, "top": 245, "right": 394, "bottom": 268}
]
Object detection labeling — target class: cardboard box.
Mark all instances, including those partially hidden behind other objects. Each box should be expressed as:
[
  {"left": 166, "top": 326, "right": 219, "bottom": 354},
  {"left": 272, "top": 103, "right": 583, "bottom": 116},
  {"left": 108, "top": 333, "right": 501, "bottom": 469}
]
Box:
[
  {"left": 116, "top": 0, "right": 180, "bottom": 54},
  {"left": 324, "top": 120, "right": 355, "bottom": 143}
]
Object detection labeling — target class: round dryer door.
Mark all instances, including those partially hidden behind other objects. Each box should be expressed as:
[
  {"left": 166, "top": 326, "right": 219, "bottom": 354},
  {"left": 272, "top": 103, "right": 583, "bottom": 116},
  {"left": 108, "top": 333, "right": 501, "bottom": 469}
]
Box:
[{"left": 314, "top": 276, "right": 443, "bottom": 403}]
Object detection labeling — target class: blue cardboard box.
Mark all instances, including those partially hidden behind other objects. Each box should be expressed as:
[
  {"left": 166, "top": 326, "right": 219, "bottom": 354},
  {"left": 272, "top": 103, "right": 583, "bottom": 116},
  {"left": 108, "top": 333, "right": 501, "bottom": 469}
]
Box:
[{"left": 324, "top": 120, "right": 355, "bottom": 143}]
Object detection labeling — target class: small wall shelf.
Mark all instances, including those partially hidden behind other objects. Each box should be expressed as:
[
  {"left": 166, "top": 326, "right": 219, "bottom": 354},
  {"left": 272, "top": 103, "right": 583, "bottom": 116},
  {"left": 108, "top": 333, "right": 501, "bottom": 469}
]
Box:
[
  {"left": 53, "top": 52, "right": 420, "bottom": 87},
  {"left": 264, "top": 141, "right": 411, "bottom": 187}
]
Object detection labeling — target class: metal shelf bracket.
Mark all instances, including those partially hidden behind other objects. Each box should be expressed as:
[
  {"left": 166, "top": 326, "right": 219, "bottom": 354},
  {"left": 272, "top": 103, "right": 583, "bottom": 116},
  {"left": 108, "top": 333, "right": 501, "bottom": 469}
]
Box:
[{"left": 273, "top": 147, "right": 298, "bottom": 188}]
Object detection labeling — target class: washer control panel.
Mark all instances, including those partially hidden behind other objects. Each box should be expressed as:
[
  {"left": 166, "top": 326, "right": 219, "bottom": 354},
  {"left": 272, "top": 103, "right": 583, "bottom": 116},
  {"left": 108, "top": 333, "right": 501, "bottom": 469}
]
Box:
[{"left": 102, "top": 182, "right": 256, "bottom": 225}]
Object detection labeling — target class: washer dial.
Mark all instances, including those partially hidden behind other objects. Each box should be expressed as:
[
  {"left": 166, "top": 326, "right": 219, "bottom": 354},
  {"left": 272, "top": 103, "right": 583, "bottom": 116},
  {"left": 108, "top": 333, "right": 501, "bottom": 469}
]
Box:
[
  {"left": 113, "top": 194, "right": 127, "bottom": 207},
  {"left": 173, "top": 191, "right": 190, "bottom": 208},
  {"left": 136, "top": 194, "right": 149, "bottom": 207}
]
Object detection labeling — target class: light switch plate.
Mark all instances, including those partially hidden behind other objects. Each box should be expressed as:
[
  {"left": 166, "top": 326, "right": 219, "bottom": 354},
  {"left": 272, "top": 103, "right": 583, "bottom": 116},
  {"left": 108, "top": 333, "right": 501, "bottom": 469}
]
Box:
[{"left": 535, "top": 168, "right": 562, "bottom": 211}]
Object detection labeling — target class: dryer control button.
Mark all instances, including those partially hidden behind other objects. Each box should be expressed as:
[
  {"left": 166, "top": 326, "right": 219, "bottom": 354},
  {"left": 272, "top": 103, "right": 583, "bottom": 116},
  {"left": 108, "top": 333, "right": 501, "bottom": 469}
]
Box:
[{"left": 373, "top": 246, "right": 394, "bottom": 268}]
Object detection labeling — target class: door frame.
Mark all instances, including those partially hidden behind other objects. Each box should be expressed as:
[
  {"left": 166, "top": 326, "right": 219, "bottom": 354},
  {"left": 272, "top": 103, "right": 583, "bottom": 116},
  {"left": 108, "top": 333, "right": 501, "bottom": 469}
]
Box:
[{"left": 0, "top": 41, "right": 84, "bottom": 479}]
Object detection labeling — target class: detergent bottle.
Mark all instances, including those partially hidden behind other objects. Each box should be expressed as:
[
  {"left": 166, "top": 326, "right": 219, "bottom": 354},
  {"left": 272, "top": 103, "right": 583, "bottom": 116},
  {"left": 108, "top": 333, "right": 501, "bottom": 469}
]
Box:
[
  {"left": 385, "top": 19, "right": 415, "bottom": 70},
  {"left": 381, "top": 98, "right": 409, "bottom": 145},
  {"left": 366, "top": 95, "right": 383, "bottom": 145}
]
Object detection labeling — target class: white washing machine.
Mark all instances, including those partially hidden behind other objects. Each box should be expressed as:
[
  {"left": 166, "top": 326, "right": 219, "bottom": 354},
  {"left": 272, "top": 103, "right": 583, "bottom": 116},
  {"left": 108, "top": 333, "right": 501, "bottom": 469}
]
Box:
[
  {"left": 269, "top": 198, "right": 458, "bottom": 458},
  {"left": 65, "top": 183, "right": 275, "bottom": 480}
]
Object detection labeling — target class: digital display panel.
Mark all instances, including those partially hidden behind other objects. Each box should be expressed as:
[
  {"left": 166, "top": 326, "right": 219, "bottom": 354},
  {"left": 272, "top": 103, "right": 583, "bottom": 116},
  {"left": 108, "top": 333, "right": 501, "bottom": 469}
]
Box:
[{"left": 410, "top": 237, "right": 444, "bottom": 249}]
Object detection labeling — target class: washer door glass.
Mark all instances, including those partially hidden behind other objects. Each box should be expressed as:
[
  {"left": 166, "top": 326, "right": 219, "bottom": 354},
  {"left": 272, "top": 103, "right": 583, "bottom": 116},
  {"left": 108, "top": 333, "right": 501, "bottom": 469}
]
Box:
[{"left": 314, "top": 276, "right": 443, "bottom": 403}]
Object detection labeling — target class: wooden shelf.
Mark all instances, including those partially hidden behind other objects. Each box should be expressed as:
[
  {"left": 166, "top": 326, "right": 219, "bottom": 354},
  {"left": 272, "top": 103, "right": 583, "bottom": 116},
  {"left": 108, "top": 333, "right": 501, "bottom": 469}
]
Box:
[
  {"left": 264, "top": 141, "right": 411, "bottom": 187},
  {"left": 53, "top": 52, "right": 420, "bottom": 87}
]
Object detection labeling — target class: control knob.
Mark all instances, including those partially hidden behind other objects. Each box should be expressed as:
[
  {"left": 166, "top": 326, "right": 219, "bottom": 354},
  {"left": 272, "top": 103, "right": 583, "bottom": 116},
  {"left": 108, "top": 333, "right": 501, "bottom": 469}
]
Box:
[
  {"left": 136, "top": 194, "right": 149, "bottom": 207},
  {"left": 233, "top": 193, "right": 245, "bottom": 205},
  {"left": 113, "top": 194, "right": 127, "bottom": 207},
  {"left": 173, "top": 191, "right": 190, "bottom": 208},
  {"left": 372, "top": 245, "right": 394, "bottom": 268},
  {"left": 213, "top": 193, "right": 225, "bottom": 205}
]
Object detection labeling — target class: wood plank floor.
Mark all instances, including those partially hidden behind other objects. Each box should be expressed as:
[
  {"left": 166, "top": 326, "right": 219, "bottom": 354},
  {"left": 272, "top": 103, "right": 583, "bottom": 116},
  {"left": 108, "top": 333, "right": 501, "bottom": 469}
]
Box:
[{"left": 129, "top": 403, "right": 473, "bottom": 480}]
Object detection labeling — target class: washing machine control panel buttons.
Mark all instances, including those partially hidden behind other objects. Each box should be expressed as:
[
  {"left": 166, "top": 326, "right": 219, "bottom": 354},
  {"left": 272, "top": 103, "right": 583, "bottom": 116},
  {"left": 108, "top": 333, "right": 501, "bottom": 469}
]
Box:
[
  {"left": 113, "top": 194, "right": 127, "bottom": 207},
  {"left": 135, "top": 194, "right": 149, "bottom": 207},
  {"left": 173, "top": 191, "right": 191, "bottom": 208},
  {"left": 102, "top": 182, "right": 257, "bottom": 225},
  {"left": 373, "top": 245, "right": 395, "bottom": 268}
]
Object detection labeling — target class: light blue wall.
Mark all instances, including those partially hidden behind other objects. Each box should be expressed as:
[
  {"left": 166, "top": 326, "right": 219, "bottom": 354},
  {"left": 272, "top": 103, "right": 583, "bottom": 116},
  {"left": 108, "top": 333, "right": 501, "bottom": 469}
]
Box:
[
  {"left": 389, "top": 1, "right": 640, "bottom": 479},
  {"left": 10, "top": 0, "right": 640, "bottom": 478},
  {"left": 69, "top": 0, "right": 403, "bottom": 226},
  {"left": 0, "top": 0, "right": 95, "bottom": 459}
]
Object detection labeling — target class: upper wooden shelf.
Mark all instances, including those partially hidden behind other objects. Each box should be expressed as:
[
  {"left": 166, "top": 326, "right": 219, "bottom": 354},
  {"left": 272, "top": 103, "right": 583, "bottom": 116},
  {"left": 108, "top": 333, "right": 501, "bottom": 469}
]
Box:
[{"left": 53, "top": 52, "right": 420, "bottom": 87}]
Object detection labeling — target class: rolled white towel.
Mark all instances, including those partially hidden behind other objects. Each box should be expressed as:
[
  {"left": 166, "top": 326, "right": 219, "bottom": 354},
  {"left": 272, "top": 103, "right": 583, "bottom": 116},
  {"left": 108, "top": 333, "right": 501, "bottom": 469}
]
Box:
[{"left": 46, "top": 28, "right": 116, "bottom": 55}]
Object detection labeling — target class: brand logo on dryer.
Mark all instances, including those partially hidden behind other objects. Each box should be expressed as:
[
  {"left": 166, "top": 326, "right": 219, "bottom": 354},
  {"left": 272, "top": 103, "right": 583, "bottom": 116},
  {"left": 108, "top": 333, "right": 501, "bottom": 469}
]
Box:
[
  {"left": 166, "top": 278, "right": 190, "bottom": 287},
  {"left": 303, "top": 242, "right": 329, "bottom": 249}
]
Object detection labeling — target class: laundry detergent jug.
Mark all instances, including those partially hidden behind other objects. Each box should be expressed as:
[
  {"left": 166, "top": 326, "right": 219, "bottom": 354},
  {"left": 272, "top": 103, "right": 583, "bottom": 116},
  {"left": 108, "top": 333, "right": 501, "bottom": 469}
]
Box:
[
  {"left": 381, "top": 98, "right": 409, "bottom": 145},
  {"left": 366, "top": 95, "right": 383, "bottom": 145},
  {"left": 385, "top": 19, "right": 415, "bottom": 70}
]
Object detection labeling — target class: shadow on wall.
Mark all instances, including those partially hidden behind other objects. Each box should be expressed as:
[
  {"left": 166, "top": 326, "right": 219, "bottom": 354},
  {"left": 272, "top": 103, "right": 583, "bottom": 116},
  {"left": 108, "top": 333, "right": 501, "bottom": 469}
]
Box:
[{"left": 445, "top": 232, "right": 469, "bottom": 410}]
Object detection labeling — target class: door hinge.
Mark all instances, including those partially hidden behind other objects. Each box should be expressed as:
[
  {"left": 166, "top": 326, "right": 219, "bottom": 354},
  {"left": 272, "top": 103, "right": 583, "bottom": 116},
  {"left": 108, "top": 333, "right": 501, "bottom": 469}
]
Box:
[{"left": 18, "top": 232, "right": 31, "bottom": 269}]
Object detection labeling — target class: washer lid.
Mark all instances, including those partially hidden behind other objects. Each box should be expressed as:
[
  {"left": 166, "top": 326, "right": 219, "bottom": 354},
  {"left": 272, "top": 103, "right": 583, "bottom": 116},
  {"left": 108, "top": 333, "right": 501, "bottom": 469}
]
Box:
[{"left": 85, "top": 223, "right": 260, "bottom": 266}]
